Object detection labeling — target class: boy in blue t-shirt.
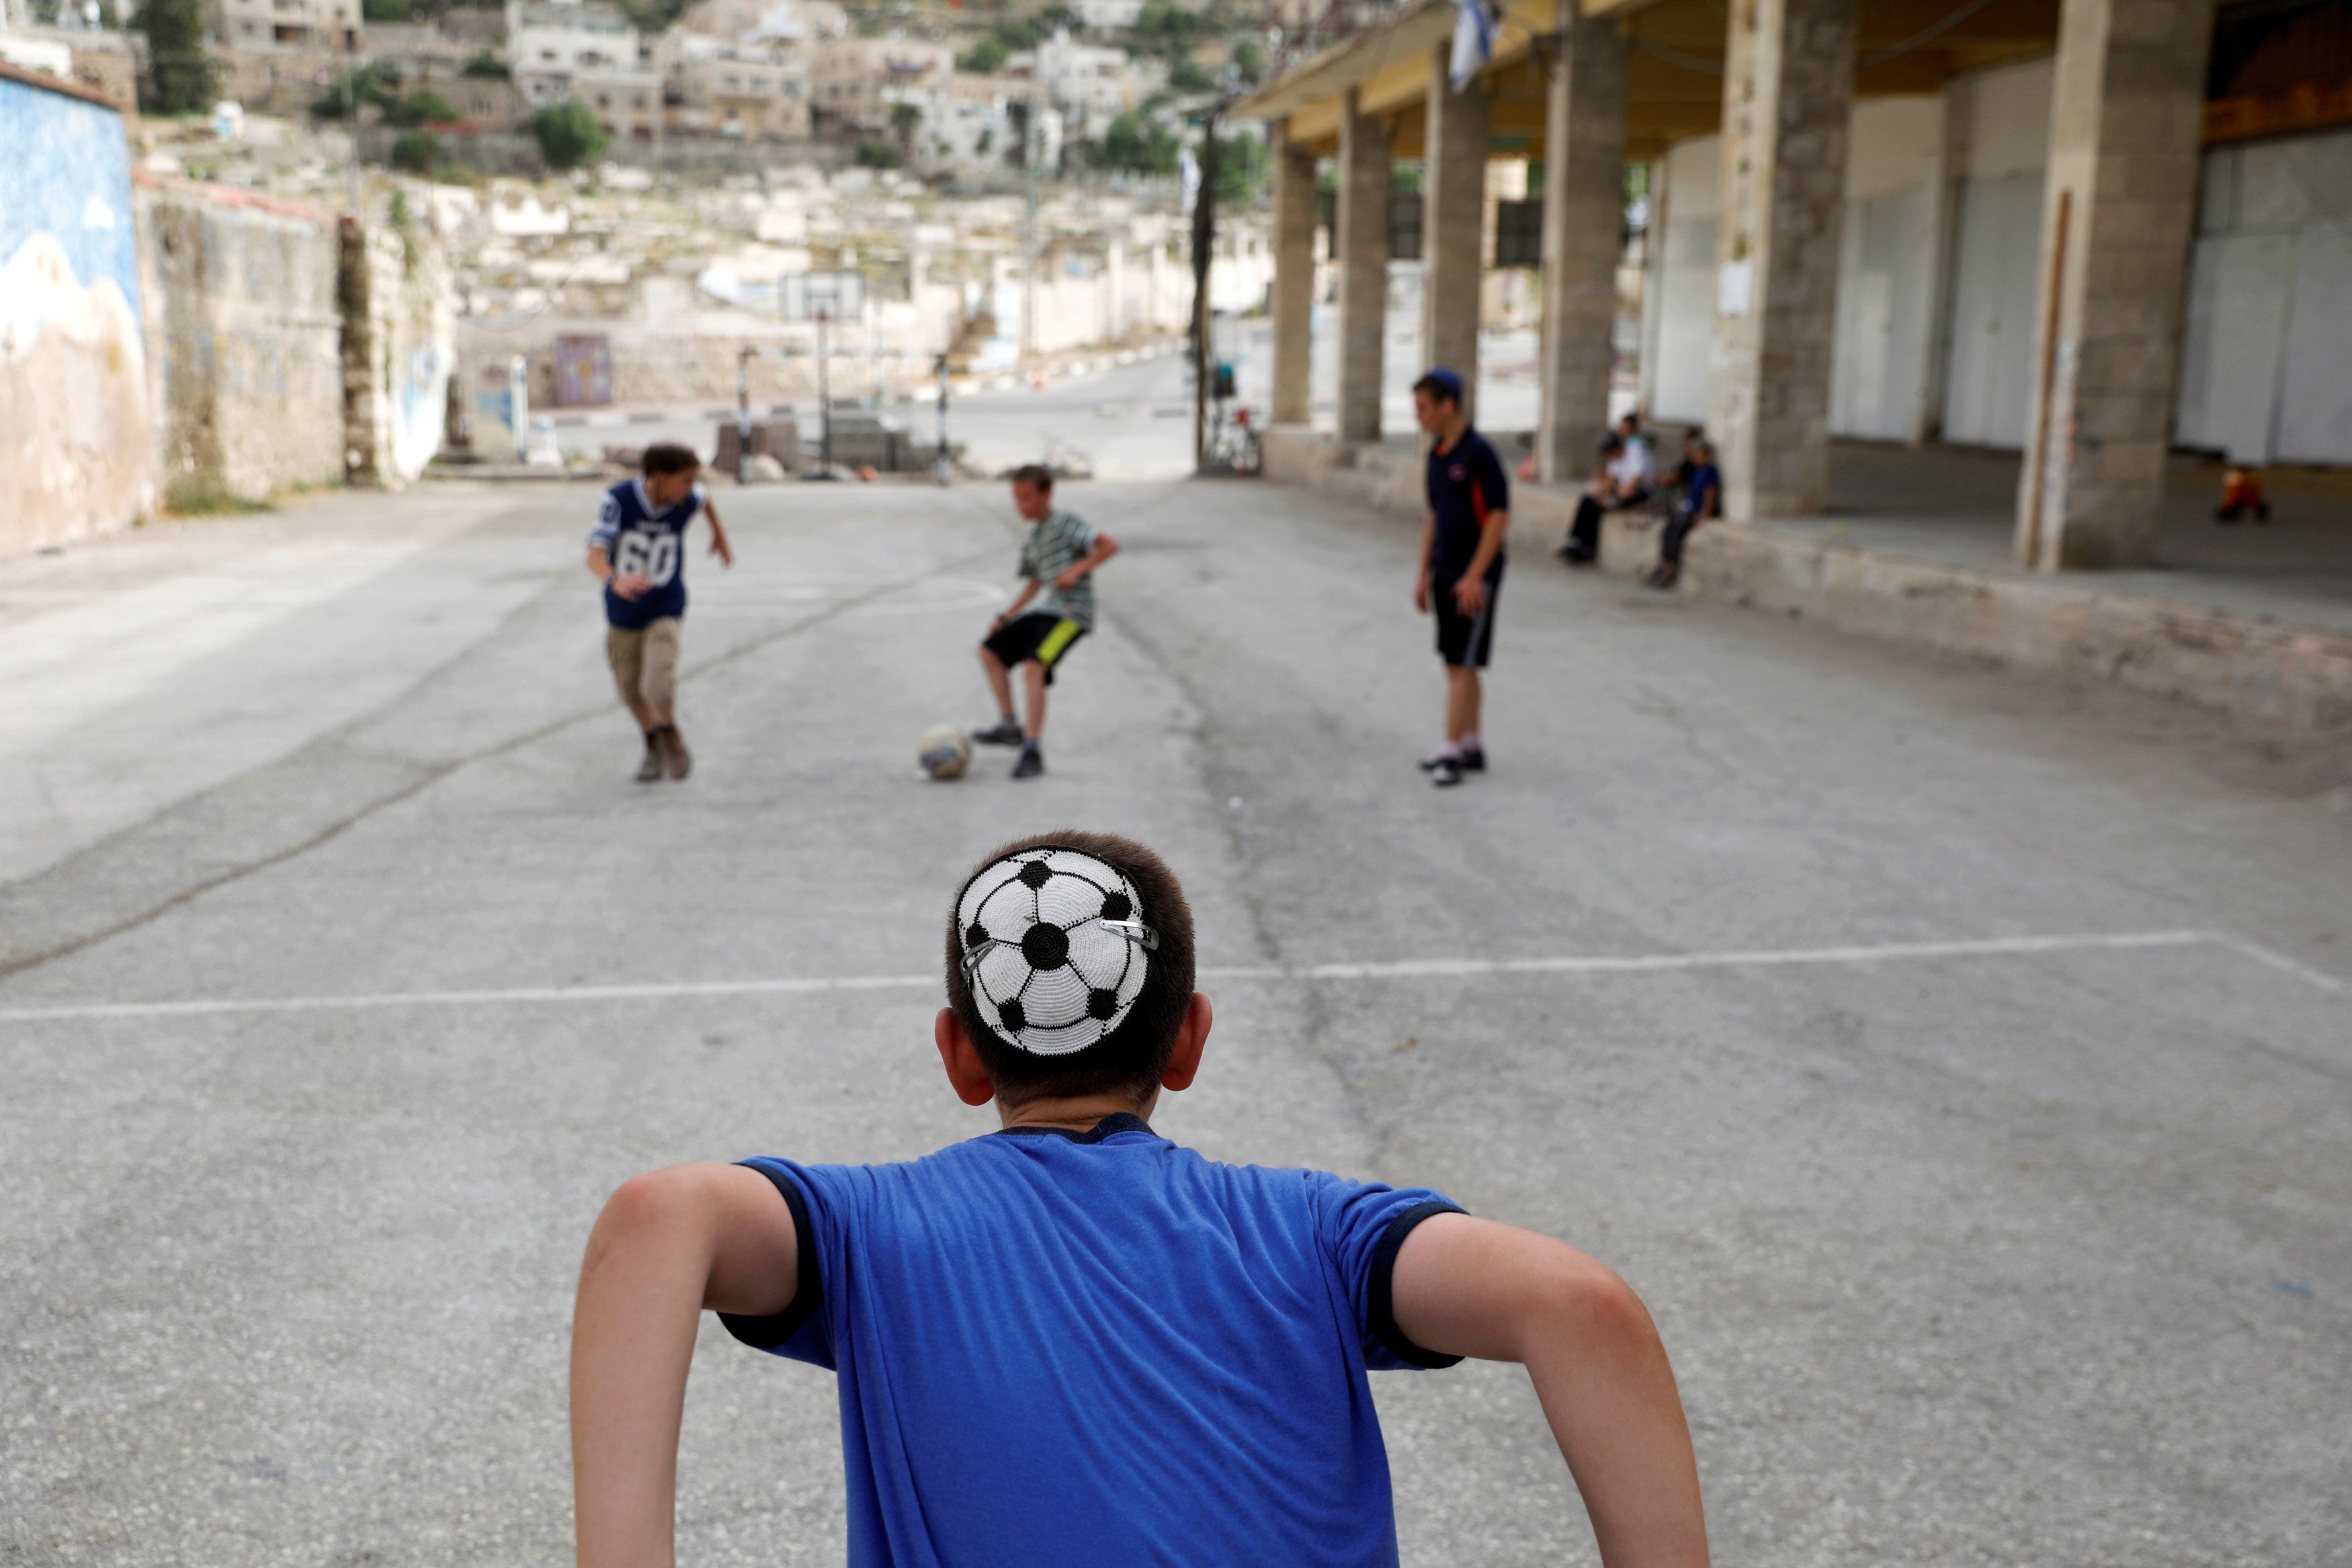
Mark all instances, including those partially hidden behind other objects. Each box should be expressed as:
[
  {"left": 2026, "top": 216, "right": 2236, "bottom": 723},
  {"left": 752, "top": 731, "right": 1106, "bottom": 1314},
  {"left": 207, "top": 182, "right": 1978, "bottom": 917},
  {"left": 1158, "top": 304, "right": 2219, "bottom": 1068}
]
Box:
[
  {"left": 585, "top": 443, "right": 733, "bottom": 781},
  {"left": 1648, "top": 435, "right": 1719, "bottom": 592},
  {"left": 571, "top": 832, "right": 1711, "bottom": 1568}
]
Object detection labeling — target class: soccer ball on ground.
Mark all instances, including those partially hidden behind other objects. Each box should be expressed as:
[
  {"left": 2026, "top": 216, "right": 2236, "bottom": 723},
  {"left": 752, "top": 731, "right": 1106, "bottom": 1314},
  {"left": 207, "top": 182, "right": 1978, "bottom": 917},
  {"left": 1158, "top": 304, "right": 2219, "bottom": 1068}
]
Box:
[
  {"left": 919, "top": 724, "right": 972, "bottom": 779},
  {"left": 956, "top": 848, "right": 1153, "bottom": 1055}
]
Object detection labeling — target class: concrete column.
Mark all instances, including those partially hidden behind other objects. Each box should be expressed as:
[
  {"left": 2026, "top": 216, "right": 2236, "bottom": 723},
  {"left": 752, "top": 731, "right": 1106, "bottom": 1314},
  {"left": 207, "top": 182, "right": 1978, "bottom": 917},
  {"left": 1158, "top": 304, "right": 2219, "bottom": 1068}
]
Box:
[
  {"left": 1706, "top": 0, "right": 1857, "bottom": 522},
  {"left": 1536, "top": 0, "right": 1629, "bottom": 482},
  {"left": 1270, "top": 132, "right": 1318, "bottom": 427},
  {"left": 1335, "top": 88, "right": 1391, "bottom": 445},
  {"left": 1421, "top": 46, "right": 1491, "bottom": 418},
  {"left": 2014, "top": 0, "right": 2217, "bottom": 570}
]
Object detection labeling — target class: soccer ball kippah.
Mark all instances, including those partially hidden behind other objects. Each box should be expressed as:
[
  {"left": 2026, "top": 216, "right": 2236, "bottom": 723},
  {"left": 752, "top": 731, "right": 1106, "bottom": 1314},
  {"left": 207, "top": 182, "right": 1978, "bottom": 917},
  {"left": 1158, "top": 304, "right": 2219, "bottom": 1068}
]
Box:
[{"left": 956, "top": 847, "right": 1157, "bottom": 1055}]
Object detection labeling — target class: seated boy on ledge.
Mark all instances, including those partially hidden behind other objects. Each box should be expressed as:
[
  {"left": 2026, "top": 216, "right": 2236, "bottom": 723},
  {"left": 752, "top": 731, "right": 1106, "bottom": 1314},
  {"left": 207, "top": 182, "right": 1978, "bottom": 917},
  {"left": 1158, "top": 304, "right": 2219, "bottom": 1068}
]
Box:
[{"left": 570, "top": 830, "right": 1710, "bottom": 1568}]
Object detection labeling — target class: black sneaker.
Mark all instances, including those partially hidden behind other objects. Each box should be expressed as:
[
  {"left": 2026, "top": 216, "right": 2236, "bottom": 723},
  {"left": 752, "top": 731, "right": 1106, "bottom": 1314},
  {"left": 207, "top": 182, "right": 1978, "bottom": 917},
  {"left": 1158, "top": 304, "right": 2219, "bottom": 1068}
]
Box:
[
  {"left": 635, "top": 734, "right": 663, "bottom": 783},
  {"left": 972, "top": 718, "right": 1024, "bottom": 746},
  {"left": 1458, "top": 746, "right": 1486, "bottom": 772},
  {"left": 1011, "top": 745, "right": 1044, "bottom": 780},
  {"left": 1558, "top": 546, "right": 1595, "bottom": 567},
  {"left": 1429, "top": 756, "right": 1464, "bottom": 787}
]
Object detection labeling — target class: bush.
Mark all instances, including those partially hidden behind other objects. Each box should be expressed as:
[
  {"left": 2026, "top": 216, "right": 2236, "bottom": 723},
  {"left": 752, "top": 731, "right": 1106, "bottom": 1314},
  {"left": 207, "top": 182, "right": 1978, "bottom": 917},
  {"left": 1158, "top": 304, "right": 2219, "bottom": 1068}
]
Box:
[
  {"left": 1232, "top": 38, "right": 1265, "bottom": 83},
  {"left": 460, "top": 51, "right": 510, "bottom": 79},
  {"left": 956, "top": 36, "right": 1007, "bottom": 73},
  {"left": 1167, "top": 54, "right": 1210, "bottom": 92},
  {"left": 530, "top": 102, "right": 608, "bottom": 171},
  {"left": 390, "top": 130, "right": 441, "bottom": 172},
  {"left": 855, "top": 137, "right": 904, "bottom": 169},
  {"left": 362, "top": 0, "right": 409, "bottom": 19},
  {"left": 1214, "top": 129, "right": 1267, "bottom": 206},
  {"left": 311, "top": 62, "right": 401, "bottom": 119},
  {"left": 384, "top": 89, "right": 458, "bottom": 126}
]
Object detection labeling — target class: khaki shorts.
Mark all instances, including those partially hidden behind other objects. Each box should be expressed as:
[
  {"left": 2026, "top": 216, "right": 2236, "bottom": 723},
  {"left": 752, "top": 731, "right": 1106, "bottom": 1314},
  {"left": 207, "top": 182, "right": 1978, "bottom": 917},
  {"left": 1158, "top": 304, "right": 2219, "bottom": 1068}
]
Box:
[{"left": 607, "top": 617, "right": 681, "bottom": 713}]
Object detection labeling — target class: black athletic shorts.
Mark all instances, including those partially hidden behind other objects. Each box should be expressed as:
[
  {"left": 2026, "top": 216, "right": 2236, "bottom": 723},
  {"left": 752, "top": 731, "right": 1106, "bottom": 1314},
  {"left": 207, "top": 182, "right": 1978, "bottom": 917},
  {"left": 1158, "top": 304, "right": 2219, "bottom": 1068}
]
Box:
[
  {"left": 1432, "top": 574, "right": 1500, "bottom": 668},
  {"left": 983, "top": 610, "right": 1088, "bottom": 685}
]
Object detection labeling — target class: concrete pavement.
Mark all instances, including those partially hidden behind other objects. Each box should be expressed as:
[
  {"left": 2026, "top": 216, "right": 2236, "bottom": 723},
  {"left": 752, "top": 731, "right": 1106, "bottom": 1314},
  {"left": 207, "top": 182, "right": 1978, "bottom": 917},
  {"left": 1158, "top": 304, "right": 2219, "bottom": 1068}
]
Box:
[{"left": 3, "top": 474, "right": 2347, "bottom": 1566}]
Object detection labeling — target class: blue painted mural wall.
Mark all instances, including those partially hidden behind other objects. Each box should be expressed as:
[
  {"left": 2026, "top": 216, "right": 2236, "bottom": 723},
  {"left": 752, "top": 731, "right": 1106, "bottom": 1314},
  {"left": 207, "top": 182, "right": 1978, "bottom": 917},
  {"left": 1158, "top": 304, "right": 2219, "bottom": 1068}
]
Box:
[{"left": 0, "top": 72, "right": 140, "bottom": 318}]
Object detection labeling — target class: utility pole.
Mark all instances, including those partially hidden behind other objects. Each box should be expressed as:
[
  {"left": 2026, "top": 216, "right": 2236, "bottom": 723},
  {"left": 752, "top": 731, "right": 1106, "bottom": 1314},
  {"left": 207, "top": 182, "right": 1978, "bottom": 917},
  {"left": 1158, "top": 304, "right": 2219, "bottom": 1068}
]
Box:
[
  {"left": 1189, "top": 106, "right": 1221, "bottom": 472},
  {"left": 345, "top": 28, "right": 361, "bottom": 218},
  {"left": 735, "top": 346, "right": 753, "bottom": 484},
  {"left": 1021, "top": 84, "right": 1041, "bottom": 365},
  {"left": 815, "top": 307, "right": 834, "bottom": 477},
  {"left": 934, "top": 353, "right": 952, "bottom": 487}
]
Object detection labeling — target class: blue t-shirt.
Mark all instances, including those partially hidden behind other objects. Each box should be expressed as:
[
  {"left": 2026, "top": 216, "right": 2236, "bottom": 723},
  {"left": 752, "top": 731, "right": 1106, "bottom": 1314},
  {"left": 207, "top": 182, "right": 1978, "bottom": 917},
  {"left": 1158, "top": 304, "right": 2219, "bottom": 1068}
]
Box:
[
  {"left": 720, "top": 1114, "right": 1464, "bottom": 1568},
  {"left": 1424, "top": 427, "right": 1509, "bottom": 584},
  {"left": 1678, "top": 462, "right": 1721, "bottom": 522},
  {"left": 587, "top": 478, "right": 704, "bottom": 629}
]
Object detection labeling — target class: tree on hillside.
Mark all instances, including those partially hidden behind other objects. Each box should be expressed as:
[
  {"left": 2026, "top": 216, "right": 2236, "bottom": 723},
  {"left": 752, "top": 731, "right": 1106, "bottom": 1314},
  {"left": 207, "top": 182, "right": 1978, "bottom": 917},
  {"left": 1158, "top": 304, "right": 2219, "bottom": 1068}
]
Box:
[
  {"left": 1167, "top": 53, "right": 1210, "bottom": 92},
  {"left": 1093, "top": 112, "right": 1178, "bottom": 177},
  {"left": 889, "top": 100, "right": 923, "bottom": 149},
  {"left": 391, "top": 130, "right": 442, "bottom": 172},
  {"left": 957, "top": 36, "right": 1007, "bottom": 72},
  {"left": 140, "top": 0, "right": 214, "bottom": 115},
  {"left": 461, "top": 51, "right": 510, "bottom": 78},
  {"left": 530, "top": 102, "right": 609, "bottom": 170},
  {"left": 1214, "top": 128, "right": 1266, "bottom": 206},
  {"left": 311, "top": 62, "right": 403, "bottom": 118},
  {"left": 855, "top": 137, "right": 904, "bottom": 169},
  {"left": 384, "top": 89, "right": 459, "bottom": 126}
]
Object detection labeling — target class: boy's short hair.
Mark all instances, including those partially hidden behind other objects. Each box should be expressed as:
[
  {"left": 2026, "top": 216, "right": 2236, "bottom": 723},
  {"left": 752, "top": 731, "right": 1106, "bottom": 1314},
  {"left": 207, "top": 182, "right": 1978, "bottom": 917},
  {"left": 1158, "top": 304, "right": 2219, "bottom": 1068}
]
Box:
[
  {"left": 944, "top": 830, "right": 1195, "bottom": 1106},
  {"left": 1009, "top": 464, "right": 1055, "bottom": 494},
  {"left": 1412, "top": 369, "right": 1463, "bottom": 407},
  {"left": 642, "top": 442, "right": 702, "bottom": 477}
]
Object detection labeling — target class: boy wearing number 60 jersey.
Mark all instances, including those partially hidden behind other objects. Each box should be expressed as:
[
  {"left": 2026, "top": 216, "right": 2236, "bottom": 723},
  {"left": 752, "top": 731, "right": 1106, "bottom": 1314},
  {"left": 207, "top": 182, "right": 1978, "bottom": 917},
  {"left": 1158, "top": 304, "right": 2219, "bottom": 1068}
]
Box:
[{"left": 585, "top": 443, "right": 733, "bottom": 781}]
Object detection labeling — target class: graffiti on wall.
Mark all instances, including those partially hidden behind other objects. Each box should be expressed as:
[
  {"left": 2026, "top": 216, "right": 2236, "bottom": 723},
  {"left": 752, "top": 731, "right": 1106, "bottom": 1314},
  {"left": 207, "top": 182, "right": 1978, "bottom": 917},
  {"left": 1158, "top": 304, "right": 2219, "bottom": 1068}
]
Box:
[{"left": 1, "top": 71, "right": 153, "bottom": 552}]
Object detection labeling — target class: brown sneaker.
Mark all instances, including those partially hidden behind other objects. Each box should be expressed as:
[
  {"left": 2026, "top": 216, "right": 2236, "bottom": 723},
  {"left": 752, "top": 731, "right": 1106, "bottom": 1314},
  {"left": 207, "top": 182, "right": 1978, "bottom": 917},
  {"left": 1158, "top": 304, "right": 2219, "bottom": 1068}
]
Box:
[
  {"left": 634, "top": 734, "right": 663, "bottom": 783},
  {"left": 657, "top": 724, "right": 692, "bottom": 780}
]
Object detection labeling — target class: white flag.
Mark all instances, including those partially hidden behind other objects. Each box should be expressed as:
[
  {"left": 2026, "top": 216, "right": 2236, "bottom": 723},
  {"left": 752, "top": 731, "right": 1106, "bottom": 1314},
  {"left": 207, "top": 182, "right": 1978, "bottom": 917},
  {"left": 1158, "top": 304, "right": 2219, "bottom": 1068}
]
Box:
[{"left": 1449, "top": 0, "right": 1495, "bottom": 91}]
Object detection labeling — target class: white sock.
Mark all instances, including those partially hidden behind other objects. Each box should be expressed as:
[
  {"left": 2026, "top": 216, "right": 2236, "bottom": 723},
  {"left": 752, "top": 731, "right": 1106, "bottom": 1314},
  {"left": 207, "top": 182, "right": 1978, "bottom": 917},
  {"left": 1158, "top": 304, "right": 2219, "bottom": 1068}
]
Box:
[
  {"left": 1460, "top": 732, "right": 1480, "bottom": 752},
  {"left": 1440, "top": 739, "right": 1462, "bottom": 760}
]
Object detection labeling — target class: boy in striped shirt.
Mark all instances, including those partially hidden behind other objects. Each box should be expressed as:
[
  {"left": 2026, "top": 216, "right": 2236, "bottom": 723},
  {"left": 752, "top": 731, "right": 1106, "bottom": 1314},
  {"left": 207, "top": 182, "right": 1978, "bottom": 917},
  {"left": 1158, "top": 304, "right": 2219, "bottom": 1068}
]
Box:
[{"left": 972, "top": 465, "right": 1120, "bottom": 779}]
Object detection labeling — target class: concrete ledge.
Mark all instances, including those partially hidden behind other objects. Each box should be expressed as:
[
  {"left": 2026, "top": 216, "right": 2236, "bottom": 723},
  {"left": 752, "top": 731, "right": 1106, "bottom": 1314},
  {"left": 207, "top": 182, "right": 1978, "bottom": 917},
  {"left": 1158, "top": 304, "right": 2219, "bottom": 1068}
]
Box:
[{"left": 1261, "top": 429, "right": 2352, "bottom": 729}]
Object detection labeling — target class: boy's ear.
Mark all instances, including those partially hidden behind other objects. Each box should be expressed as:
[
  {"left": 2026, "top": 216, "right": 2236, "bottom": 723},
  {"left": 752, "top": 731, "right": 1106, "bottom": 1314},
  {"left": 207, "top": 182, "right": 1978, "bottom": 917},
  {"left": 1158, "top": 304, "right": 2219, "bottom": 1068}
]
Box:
[
  {"left": 935, "top": 1008, "right": 998, "bottom": 1107},
  {"left": 1159, "top": 992, "right": 1213, "bottom": 1093}
]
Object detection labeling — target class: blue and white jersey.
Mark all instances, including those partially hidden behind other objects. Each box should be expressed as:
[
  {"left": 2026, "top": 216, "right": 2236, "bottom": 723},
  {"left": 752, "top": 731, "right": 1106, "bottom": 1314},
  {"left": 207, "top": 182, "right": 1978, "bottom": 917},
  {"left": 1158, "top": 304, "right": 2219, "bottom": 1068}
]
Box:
[{"left": 587, "top": 478, "right": 704, "bottom": 628}]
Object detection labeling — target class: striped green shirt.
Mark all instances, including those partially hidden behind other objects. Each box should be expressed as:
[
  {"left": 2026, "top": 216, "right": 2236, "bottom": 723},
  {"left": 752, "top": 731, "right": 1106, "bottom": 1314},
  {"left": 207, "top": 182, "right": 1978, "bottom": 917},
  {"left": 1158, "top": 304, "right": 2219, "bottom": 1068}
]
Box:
[{"left": 1018, "top": 508, "right": 1101, "bottom": 630}]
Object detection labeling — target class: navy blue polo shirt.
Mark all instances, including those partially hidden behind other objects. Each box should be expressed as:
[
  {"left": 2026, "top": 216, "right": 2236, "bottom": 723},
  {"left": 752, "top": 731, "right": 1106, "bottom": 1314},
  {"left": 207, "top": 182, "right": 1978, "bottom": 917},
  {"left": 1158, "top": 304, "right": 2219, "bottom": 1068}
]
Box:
[
  {"left": 719, "top": 1114, "right": 1466, "bottom": 1568},
  {"left": 1425, "top": 427, "right": 1509, "bottom": 583}
]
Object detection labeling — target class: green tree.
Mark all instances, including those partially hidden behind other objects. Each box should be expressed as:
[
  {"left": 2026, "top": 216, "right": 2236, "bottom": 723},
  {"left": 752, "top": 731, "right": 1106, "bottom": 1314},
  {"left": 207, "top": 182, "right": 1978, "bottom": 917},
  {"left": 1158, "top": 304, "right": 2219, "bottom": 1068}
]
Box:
[
  {"left": 957, "top": 36, "right": 1007, "bottom": 72},
  {"left": 311, "top": 62, "right": 402, "bottom": 118},
  {"left": 1232, "top": 37, "right": 1264, "bottom": 83},
  {"left": 362, "top": 0, "right": 410, "bottom": 19},
  {"left": 140, "top": 0, "right": 214, "bottom": 115},
  {"left": 1093, "top": 112, "right": 1179, "bottom": 177},
  {"left": 1167, "top": 53, "right": 1210, "bottom": 92},
  {"left": 889, "top": 100, "right": 922, "bottom": 146},
  {"left": 1214, "top": 128, "right": 1266, "bottom": 206},
  {"left": 530, "top": 102, "right": 609, "bottom": 170},
  {"left": 390, "top": 130, "right": 441, "bottom": 172},
  {"left": 855, "top": 137, "right": 905, "bottom": 169},
  {"left": 384, "top": 89, "right": 459, "bottom": 126},
  {"left": 460, "top": 51, "right": 511, "bottom": 79}
]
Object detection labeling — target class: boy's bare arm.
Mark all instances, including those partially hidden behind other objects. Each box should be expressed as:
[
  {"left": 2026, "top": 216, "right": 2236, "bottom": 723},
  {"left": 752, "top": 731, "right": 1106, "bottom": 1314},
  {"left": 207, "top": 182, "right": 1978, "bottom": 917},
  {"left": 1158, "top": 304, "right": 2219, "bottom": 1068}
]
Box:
[
  {"left": 573, "top": 1163, "right": 798, "bottom": 1568},
  {"left": 1390, "top": 1213, "right": 1708, "bottom": 1568},
  {"left": 702, "top": 497, "right": 734, "bottom": 567},
  {"left": 994, "top": 579, "right": 1041, "bottom": 627},
  {"left": 1053, "top": 531, "right": 1118, "bottom": 589}
]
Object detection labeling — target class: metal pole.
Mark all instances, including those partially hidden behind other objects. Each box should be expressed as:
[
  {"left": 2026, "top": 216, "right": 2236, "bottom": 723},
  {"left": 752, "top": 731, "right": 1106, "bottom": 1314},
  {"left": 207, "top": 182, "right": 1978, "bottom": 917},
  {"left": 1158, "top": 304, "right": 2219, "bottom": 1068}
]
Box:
[
  {"left": 935, "top": 353, "right": 951, "bottom": 487},
  {"left": 1022, "top": 85, "right": 1040, "bottom": 365},
  {"left": 1190, "top": 108, "right": 1220, "bottom": 472},
  {"left": 816, "top": 309, "right": 833, "bottom": 475},
  {"left": 736, "top": 347, "right": 752, "bottom": 484}
]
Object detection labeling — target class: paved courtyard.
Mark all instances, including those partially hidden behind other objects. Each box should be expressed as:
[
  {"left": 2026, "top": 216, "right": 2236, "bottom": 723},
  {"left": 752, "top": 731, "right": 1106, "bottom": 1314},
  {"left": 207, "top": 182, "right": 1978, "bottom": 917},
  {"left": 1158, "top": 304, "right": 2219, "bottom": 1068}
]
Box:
[{"left": 3, "top": 466, "right": 2348, "bottom": 1566}]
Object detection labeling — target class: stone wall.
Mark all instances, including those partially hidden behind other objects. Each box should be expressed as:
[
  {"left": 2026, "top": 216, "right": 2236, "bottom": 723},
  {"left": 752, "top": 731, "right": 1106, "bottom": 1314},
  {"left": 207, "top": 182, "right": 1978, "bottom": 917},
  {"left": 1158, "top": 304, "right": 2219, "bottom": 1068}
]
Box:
[
  {"left": 340, "top": 218, "right": 458, "bottom": 487},
  {"left": 140, "top": 180, "right": 349, "bottom": 506},
  {"left": 0, "top": 65, "right": 154, "bottom": 556}
]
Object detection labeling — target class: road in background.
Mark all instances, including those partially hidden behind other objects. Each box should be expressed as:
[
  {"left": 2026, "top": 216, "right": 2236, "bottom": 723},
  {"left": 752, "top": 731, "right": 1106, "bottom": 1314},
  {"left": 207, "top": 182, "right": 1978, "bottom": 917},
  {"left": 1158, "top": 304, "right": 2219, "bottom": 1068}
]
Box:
[{"left": 5, "top": 474, "right": 2347, "bottom": 1567}]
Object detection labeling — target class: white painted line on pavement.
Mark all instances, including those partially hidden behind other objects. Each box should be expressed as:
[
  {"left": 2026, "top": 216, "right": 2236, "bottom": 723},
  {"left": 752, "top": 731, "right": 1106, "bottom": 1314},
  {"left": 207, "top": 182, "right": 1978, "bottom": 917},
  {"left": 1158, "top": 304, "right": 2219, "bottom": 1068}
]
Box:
[{"left": 2, "top": 929, "right": 2330, "bottom": 1025}]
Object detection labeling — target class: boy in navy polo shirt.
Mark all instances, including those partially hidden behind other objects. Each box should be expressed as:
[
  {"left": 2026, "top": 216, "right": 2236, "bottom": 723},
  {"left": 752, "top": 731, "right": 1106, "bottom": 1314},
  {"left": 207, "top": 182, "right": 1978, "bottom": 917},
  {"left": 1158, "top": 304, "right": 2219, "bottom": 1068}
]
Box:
[
  {"left": 571, "top": 830, "right": 1710, "bottom": 1568},
  {"left": 585, "top": 443, "right": 732, "bottom": 781},
  {"left": 1412, "top": 368, "right": 1510, "bottom": 788}
]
